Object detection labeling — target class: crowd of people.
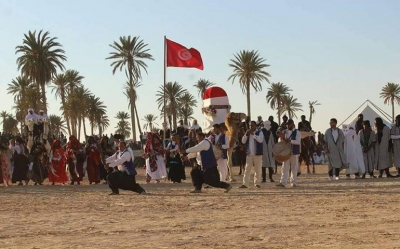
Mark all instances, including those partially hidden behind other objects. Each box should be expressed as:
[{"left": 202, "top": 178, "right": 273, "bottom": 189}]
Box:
[{"left": 1, "top": 107, "right": 400, "bottom": 195}]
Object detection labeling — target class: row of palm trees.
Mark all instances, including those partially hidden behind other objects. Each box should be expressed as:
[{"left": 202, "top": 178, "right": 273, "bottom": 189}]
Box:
[
  {"left": 9, "top": 29, "right": 399, "bottom": 140},
  {"left": 51, "top": 71, "right": 108, "bottom": 140},
  {"left": 9, "top": 30, "right": 108, "bottom": 140},
  {"left": 265, "top": 82, "right": 320, "bottom": 123}
]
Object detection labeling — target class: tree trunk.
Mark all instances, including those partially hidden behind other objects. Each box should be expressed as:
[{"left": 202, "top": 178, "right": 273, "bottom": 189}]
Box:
[
  {"left": 246, "top": 81, "right": 251, "bottom": 120},
  {"left": 61, "top": 94, "right": 72, "bottom": 136},
  {"left": 172, "top": 102, "right": 177, "bottom": 131},
  {"left": 309, "top": 108, "right": 313, "bottom": 125},
  {"left": 392, "top": 98, "right": 395, "bottom": 123},
  {"left": 134, "top": 102, "right": 142, "bottom": 136},
  {"left": 277, "top": 102, "right": 281, "bottom": 125},
  {"left": 130, "top": 100, "right": 136, "bottom": 141},
  {"left": 99, "top": 122, "right": 103, "bottom": 137},
  {"left": 168, "top": 115, "right": 172, "bottom": 130},
  {"left": 40, "top": 83, "right": 48, "bottom": 113},
  {"left": 78, "top": 115, "right": 82, "bottom": 141},
  {"left": 82, "top": 117, "right": 87, "bottom": 139}
]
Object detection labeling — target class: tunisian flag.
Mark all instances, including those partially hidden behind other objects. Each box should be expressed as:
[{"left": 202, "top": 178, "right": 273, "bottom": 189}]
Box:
[{"left": 166, "top": 39, "right": 204, "bottom": 70}]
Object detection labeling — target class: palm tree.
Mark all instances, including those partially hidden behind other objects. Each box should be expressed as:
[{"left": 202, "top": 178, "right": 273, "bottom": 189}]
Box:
[
  {"left": 106, "top": 36, "right": 154, "bottom": 141},
  {"left": 115, "top": 120, "right": 131, "bottom": 138},
  {"left": 142, "top": 114, "right": 158, "bottom": 131},
  {"left": 51, "top": 73, "right": 71, "bottom": 135},
  {"left": 3, "top": 116, "right": 19, "bottom": 134},
  {"left": 49, "top": 114, "right": 67, "bottom": 137},
  {"left": 7, "top": 76, "right": 41, "bottom": 122},
  {"left": 65, "top": 69, "right": 84, "bottom": 94},
  {"left": 308, "top": 100, "right": 321, "bottom": 125},
  {"left": 7, "top": 76, "right": 30, "bottom": 102},
  {"left": 279, "top": 94, "right": 303, "bottom": 119},
  {"left": 97, "top": 114, "right": 110, "bottom": 137},
  {"left": 179, "top": 107, "right": 194, "bottom": 125},
  {"left": 266, "top": 82, "right": 292, "bottom": 123},
  {"left": 193, "top": 78, "right": 215, "bottom": 99},
  {"left": 178, "top": 92, "right": 197, "bottom": 125},
  {"left": 123, "top": 80, "right": 142, "bottom": 137},
  {"left": 65, "top": 70, "right": 84, "bottom": 135},
  {"left": 15, "top": 30, "right": 67, "bottom": 112},
  {"left": 87, "top": 95, "right": 107, "bottom": 136},
  {"left": 115, "top": 111, "right": 130, "bottom": 122},
  {"left": 380, "top": 82, "right": 400, "bottom": 123},
  {"left": 72, "top": 87, "right": 91, "bottom": 140},
  {"left": 228, "top": 50, "right": 271, "bottom": 119},
  {"left": 0, "top": 111, "right": 11, "bottom": 132},
  {"left": 156, "top": 81, "right": 186, "bottom": 130}
]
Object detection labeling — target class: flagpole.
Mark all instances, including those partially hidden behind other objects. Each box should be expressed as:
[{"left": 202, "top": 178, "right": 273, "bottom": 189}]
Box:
[{"left": 163, "top": 36, "right": 167, "bottom": 146}]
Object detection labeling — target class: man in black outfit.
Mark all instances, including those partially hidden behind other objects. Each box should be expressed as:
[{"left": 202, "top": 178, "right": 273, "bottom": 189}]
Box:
[
  {"left": 268, "top": 116, "right": 279, "bottom": 143},
  {"left": 105, "top": 141, "right": 146, "bottom": 195},
  {"left": 298, "top": 115, "right": 312, "bottom": 132},
  {"left": 182, "top": 132, "right": 232, "bottom": 193}
]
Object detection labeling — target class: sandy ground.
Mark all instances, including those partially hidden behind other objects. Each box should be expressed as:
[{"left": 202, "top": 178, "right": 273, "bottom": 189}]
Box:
[{"left": 1, "top": 165, "right": 400, "bottom": 249}]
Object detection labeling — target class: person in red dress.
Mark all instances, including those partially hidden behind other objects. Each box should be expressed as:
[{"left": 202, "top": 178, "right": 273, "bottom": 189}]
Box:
[
  {"left": 85, "top": 136, "right": 101, "bottom": 184},
  {"left": 65, "top": 135, "right": 84, "bottom": 185},
  {"left": 48, "top": 140, "right": 68, "bottom": 185}
]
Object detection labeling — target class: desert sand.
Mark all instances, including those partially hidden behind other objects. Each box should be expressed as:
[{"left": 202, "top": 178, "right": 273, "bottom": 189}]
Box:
[{"left": 1, "top": 165, "right": 400, "bottom": 249}]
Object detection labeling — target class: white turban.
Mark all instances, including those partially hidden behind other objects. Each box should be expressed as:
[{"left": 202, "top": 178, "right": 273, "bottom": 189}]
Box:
[
  {"left": 347, "top": 124, "right": 356, "bottom": 136},
  {"left": 263, "top": 121, "right": 271, "bottom": 131}
]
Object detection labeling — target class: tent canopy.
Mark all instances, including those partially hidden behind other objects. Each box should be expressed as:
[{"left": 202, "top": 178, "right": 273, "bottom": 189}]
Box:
[{"left": 340, "top": 100, "right": 392, "bottom": 129}]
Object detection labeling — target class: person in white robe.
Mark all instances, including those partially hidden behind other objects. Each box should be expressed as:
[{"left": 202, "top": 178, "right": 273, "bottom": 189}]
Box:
[
  {"left": 344, "top": 125, "right": 365, "bottom": 179},
  {"left": 37, "top": 110, "right": 48, "bottom": 124},
  {"left": 25, "top": 108, "right": 39, "bottom": 136},
  {"left": 190, "top": 119, "right": 201, "bottom": 131}
]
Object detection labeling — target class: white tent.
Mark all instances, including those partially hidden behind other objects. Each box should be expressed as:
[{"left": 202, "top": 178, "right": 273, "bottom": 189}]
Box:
[{"left": 340, "top": 100, "right": 392, "bottom": 129}]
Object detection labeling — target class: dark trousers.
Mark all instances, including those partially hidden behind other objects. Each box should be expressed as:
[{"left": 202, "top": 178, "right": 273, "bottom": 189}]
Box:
[
  {"left": 362, "top": 171, "right": 375, "bottom": 178},
  {"left": 328, "top": 168, "right": 340, "bottom": 177},
  {"left": 107, "top": 171, "right": 145, "bottom": 194},
  {"left": 379, "top": 168, "right": 392, "bottom": 177},
  {"left": 190, "top": 166, "right": 230, "bottom": 190},
  {"left": 262, "top": 167, "right": 273, "bottom": 182}
]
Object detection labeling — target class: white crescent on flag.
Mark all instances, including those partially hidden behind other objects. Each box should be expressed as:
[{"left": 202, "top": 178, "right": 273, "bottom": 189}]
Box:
[{"left": 178, "top": 49, "right": 192, "bottom": 60}]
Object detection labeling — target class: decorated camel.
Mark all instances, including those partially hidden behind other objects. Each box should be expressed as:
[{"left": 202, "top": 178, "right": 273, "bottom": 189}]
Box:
[{"left": 225, "top": 112, "right": 247, "bottom": 181}]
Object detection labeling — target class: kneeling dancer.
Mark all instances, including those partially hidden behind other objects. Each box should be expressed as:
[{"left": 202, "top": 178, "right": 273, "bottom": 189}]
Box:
[
  {"left": 183, "top": 132, "right": 232, "bottom": 193},
  {"left": 105, "top": 141, "right": 146, "bottom": 195}
]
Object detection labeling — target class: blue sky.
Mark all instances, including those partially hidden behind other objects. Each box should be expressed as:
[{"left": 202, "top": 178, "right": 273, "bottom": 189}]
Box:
[{"left": 0, "top": 0, "right": 399, "bottom": 139}]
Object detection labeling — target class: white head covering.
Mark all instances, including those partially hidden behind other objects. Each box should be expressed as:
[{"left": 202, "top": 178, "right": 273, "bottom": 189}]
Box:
[
  {"left": 39, "top": 109, "right": 44, "bottom": 113},
  {"left": 28, "top": 108, "right": 34, "bottom": 114},
  {"left": 263, "top": 121, "right": 271, "bottom": 131},
  {"left": 347, "top": 124, "right": 357, "bottom": 136}
]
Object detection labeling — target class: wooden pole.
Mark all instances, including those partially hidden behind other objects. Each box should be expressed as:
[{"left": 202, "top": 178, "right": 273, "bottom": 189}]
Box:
[{"left": 163, "top": 36, "right": 167, "bottom": 145}]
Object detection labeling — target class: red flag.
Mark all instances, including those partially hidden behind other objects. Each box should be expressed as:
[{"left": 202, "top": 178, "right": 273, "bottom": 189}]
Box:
[{"left": 166, "top": 39, "right": 204, "bottom": 70}]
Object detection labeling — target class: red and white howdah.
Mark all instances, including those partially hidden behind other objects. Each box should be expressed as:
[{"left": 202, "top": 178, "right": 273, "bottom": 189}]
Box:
[{"left": 202, "top": 86, "right": 231, "bottom": 133}]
